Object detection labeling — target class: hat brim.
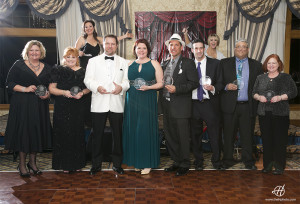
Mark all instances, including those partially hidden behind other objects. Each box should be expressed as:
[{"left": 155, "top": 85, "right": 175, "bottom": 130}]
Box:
[{"left": 165, "top": 39, "right": 185, "bottom": 48}]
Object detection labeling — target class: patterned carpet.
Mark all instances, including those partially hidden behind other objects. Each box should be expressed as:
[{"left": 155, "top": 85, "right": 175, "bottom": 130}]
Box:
[{"left": 1, "top": 146, "right": 300, "bottom": 172}]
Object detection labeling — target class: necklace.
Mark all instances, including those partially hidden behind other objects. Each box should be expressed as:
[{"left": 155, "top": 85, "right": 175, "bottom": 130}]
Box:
[{"left": 28, "top": 60, "right": 40, "bottom": 72}]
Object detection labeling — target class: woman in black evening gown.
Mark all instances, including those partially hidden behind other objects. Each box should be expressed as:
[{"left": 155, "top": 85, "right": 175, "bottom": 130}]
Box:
[
  {"left": 5, "top": 40, "right": 52, "bottom": 177},
  {"left": 49, "top": 47, "right": 90, "bottom": 173}
]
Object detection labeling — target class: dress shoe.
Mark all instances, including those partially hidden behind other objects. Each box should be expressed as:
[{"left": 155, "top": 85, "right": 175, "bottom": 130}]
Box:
[
  {"left": 141, "top": 168, "right": 151, "bottom": 175},
  {"left": 17, "top": 165, "right": 30, "bottom": 178},
  {"left": 164, "top": 165, "right": 179, "bottom": 172},
  {"left": 89, "top": 166, "right": 101, "bottom": 175},
  {"left": 245, "top": 165, "right": 257, "bottom": 170},
  {"left": 112, "top": 166, "right": 124, "bottom": 175},
  {"left": 262, "top": 168, "right": 272, "bottom": 173},
  {"left": 27, "top": 163, "right": 42, "bottom": 175},
  {"left": 213, "top": 165, "right": 226, "bottom": 171},
  {"left": 272, "top": 169, "right": 283, "bottom": 175},
  {"left": 176, "top": 167, "right": 189, "bottom": 176},
  {"left": 195, "top": 164, "right": 204, "bottom": 171}
]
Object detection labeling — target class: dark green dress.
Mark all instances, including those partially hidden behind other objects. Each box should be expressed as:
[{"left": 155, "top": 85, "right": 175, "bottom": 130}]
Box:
[{"left": 123, "top": 60, "right": 160, "bottom": 168}]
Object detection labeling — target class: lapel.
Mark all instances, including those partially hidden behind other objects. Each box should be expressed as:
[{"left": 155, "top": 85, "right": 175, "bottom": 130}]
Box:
[
  {"left": 229, "top": 57, "right": 237, "bottom": 82},
  {"left": 172, "top": 56, "right": 182, "bottom": 82},
  {"left": 113, "top": 55, "right": 120, "bottom": 80},
  {"left": 206, "top": 58, "right": 212, "bottom": 78},
  {"left": 248, "top": 58, "right": 254, "bottom": 87},
  {"left": 163, "top": 60, "right": 171, "bottom": 71}
]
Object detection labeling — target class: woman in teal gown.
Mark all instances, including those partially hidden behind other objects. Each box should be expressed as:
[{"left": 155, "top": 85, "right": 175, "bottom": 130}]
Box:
[{"left": 123, "top": 39, "right": 163, "bottom": 174}]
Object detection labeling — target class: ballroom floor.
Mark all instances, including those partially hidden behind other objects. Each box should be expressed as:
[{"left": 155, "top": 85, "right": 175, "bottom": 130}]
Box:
[{"left": 0, "top": 169, "right": 299, "bottom": 203}]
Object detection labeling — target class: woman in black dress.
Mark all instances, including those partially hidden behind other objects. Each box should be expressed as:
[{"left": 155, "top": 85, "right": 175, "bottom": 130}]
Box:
[
  {"left": 253, "top": 54, "right": 297, "bottom": 175},
  {"left": 49, "top": 47, "right": 90, "bottom": 173},
  {"left": 5, "top": 40, "right": 52, "bottom": 177}
]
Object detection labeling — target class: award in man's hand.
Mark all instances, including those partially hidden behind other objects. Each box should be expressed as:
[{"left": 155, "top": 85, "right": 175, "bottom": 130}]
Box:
[
  {"left": 133, "top": 78, "right": 146, "bottom": 89},
  {"left": 70, "top": 86, "right": 82, "bottom": 96},
  {"left": 163, "top": 76, "right": 173, "bottom": 86},
  {"left": 200, "top": 76, "right": 211, "bottom": 86},
  {"left": 233, "top": 78, "right": 244, "bottom": 90},
  {"left": 265, "top": 90, "right": 275, "bottom": 102},
  {"left": 35, "top": 85, "right": 47, "bottom": 96}
]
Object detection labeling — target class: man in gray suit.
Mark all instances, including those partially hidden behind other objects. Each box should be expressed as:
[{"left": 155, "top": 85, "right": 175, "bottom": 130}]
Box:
[{"left": 159, "top": 33, "right": 199, "bottom": 176}]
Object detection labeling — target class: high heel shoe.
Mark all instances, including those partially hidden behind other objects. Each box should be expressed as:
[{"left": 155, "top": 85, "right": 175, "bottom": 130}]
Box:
[
  {"left": 27, "top": 163, "right": 42, "bottom": 175},
  {"left": 17, "top": 165, "right": 30, "bottom": 178},
  {"left": 141, "top": 168, "right": 151, "bottom": 175}
]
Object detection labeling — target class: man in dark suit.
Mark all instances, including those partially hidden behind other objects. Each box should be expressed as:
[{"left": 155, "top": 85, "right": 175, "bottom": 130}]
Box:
[
  {"left": 190, "top": 39, "right": 223, "bottom": 170},
  {"left": 219, "top": 38, "right": 263, "bottom": 170},
  {"left": 160, "top": 33, "right": 199, "bottom": 176}
]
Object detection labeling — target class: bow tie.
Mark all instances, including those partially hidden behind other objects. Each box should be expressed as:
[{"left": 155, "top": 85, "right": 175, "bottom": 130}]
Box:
[{"left": 105, "top": 56, "right": 114, "bottom": 60}]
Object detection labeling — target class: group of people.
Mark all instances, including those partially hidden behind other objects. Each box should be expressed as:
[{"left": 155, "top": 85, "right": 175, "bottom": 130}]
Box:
[{"left": 4, "top": 20, "right": 297, "bottom": 178}]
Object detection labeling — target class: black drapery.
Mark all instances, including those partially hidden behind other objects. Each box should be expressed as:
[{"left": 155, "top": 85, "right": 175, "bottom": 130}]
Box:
[{"left": 135, "top": 11, "right": 216, "bottom": 62}]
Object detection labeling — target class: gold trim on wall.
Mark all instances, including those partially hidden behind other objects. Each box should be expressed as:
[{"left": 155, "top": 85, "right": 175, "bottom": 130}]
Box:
[{"left": 0, "top": 28, "right": 56, "bottom": 37}]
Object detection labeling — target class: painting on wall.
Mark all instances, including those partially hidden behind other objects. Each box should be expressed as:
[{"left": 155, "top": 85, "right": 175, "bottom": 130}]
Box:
[{"left": 135, "top": 11, "right": 216, "bottom": 62}]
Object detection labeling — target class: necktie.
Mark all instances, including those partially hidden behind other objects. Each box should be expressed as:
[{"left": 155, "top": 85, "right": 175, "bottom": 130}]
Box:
[
  {"left": 163, "top": 59, "right": 175, "bottom": 98},
  {"left": 105, "top": 56, "right": 114, "bottom": 60},
  {"left": 237, "top": 60, "right": 243, "bottom": 80},
  {"left": 237, "top": 59, "right": 243, "bottom": 96},
  {"left": 197, "top": 62, "right": 203, "bottom": 101}
]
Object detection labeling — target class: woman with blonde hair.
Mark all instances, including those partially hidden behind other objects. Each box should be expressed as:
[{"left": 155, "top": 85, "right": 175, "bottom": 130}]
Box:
[
  {"left": 182, "top": 28, "right": 225, "bottom": 60},
  {"left": 50, "top": 47, "right": 90, "bottom": 173},
  {"left": 5, "top": 40, "right": 52, "bottom": 177}
]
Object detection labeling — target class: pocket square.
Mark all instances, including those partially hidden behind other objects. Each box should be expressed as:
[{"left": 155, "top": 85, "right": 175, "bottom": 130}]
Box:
[{"left": 178, "top": 69, "right": 183, "bottom": 74}]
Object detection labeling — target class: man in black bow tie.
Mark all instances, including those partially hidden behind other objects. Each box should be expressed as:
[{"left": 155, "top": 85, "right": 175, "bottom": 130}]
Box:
[{"left": 84, "top": 34, "right": 129, "bottom": 175}]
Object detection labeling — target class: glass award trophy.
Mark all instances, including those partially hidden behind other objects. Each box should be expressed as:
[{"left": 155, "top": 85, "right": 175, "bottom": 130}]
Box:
[
  {"left": 233, "top": 78, "right": 245, "bottom": 90},
  {"left": 70, "top": 86, "right": 82, "bottom": 96},
  {"left": 35, "top": 85, "right": 47, "bottom": 96},
  {"left": 133, "top": 78, "right": 146, "bottom": 89},
  {"left": 200, "top": 76, "right": 212, "bottom": 86},
  {"left": 265, "top": 90, "right": 275, "bottom": 102}
]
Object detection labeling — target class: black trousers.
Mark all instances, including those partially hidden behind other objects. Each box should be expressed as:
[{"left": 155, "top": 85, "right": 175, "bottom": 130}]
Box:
[
  {"left": 162, "top": 99, "right": 190, "bottom": 168},
  {"left": 222, "top": 103, "right": 255, "bottom": 166},
  {"left": 91, "top": 111, "right": 123, "bottom": 168},
  {"left": 259, "top": 111, "right": 289, "bottom": 170},
  {"left": 191, "top": 100, "right": 221, "bottom": 167}
]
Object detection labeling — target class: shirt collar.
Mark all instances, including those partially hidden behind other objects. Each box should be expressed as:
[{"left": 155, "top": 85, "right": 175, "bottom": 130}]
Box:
[{"left": 235, "top": 57, "right": 248, "bottom": 63}]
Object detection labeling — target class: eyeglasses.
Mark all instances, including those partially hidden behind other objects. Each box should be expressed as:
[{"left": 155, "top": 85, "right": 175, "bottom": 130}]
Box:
[{"left": 235, "top": 46, "right": 248, "bottom": 49}]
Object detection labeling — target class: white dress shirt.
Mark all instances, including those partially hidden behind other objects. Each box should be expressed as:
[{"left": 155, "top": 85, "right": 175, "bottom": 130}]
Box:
[{"left": 192, "top": 57, "right": 215, "bottom": 100}]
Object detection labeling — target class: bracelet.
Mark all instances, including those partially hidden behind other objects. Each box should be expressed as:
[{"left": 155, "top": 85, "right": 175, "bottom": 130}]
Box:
[{"left": 22, "top": 87, "right": 25, "bottom": 92}]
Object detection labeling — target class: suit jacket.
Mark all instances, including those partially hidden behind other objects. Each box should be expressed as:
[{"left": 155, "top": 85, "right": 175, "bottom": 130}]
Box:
[
  {"left": 219, "top": 57, "right": 263, "bottom": 116},
  {"left": 159, "top": 56, "right": 199, "bottom": 118},
  {"left": 84, "top": 53, "right": 129, "bottom": 113}
]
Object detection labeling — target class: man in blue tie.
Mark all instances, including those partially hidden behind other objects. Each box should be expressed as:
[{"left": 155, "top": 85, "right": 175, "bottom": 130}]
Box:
[
  {"left": 190, "top": 39, "right": 223, "bottom": 170},
  {"left": 219, "top": 38, "right": 263, "bottom": 170}
]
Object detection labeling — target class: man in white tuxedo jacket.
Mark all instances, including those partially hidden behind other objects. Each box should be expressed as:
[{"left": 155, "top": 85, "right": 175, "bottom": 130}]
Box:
[{"left": 84, "top": 35, "right": 129, "bottom": 175}]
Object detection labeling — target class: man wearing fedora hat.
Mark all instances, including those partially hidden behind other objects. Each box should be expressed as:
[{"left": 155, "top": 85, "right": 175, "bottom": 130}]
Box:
[{"left": 159, "top": 33, "right": 199, "bottom": 176}]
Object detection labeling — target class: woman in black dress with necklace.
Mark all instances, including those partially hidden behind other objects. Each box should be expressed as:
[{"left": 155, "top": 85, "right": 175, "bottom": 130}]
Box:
[
  {"left": 5, "top": 40, "right": 52, "bottom": 177},
  {"left": 50, "top": 47, "right": 90, "bottom": 173}
]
